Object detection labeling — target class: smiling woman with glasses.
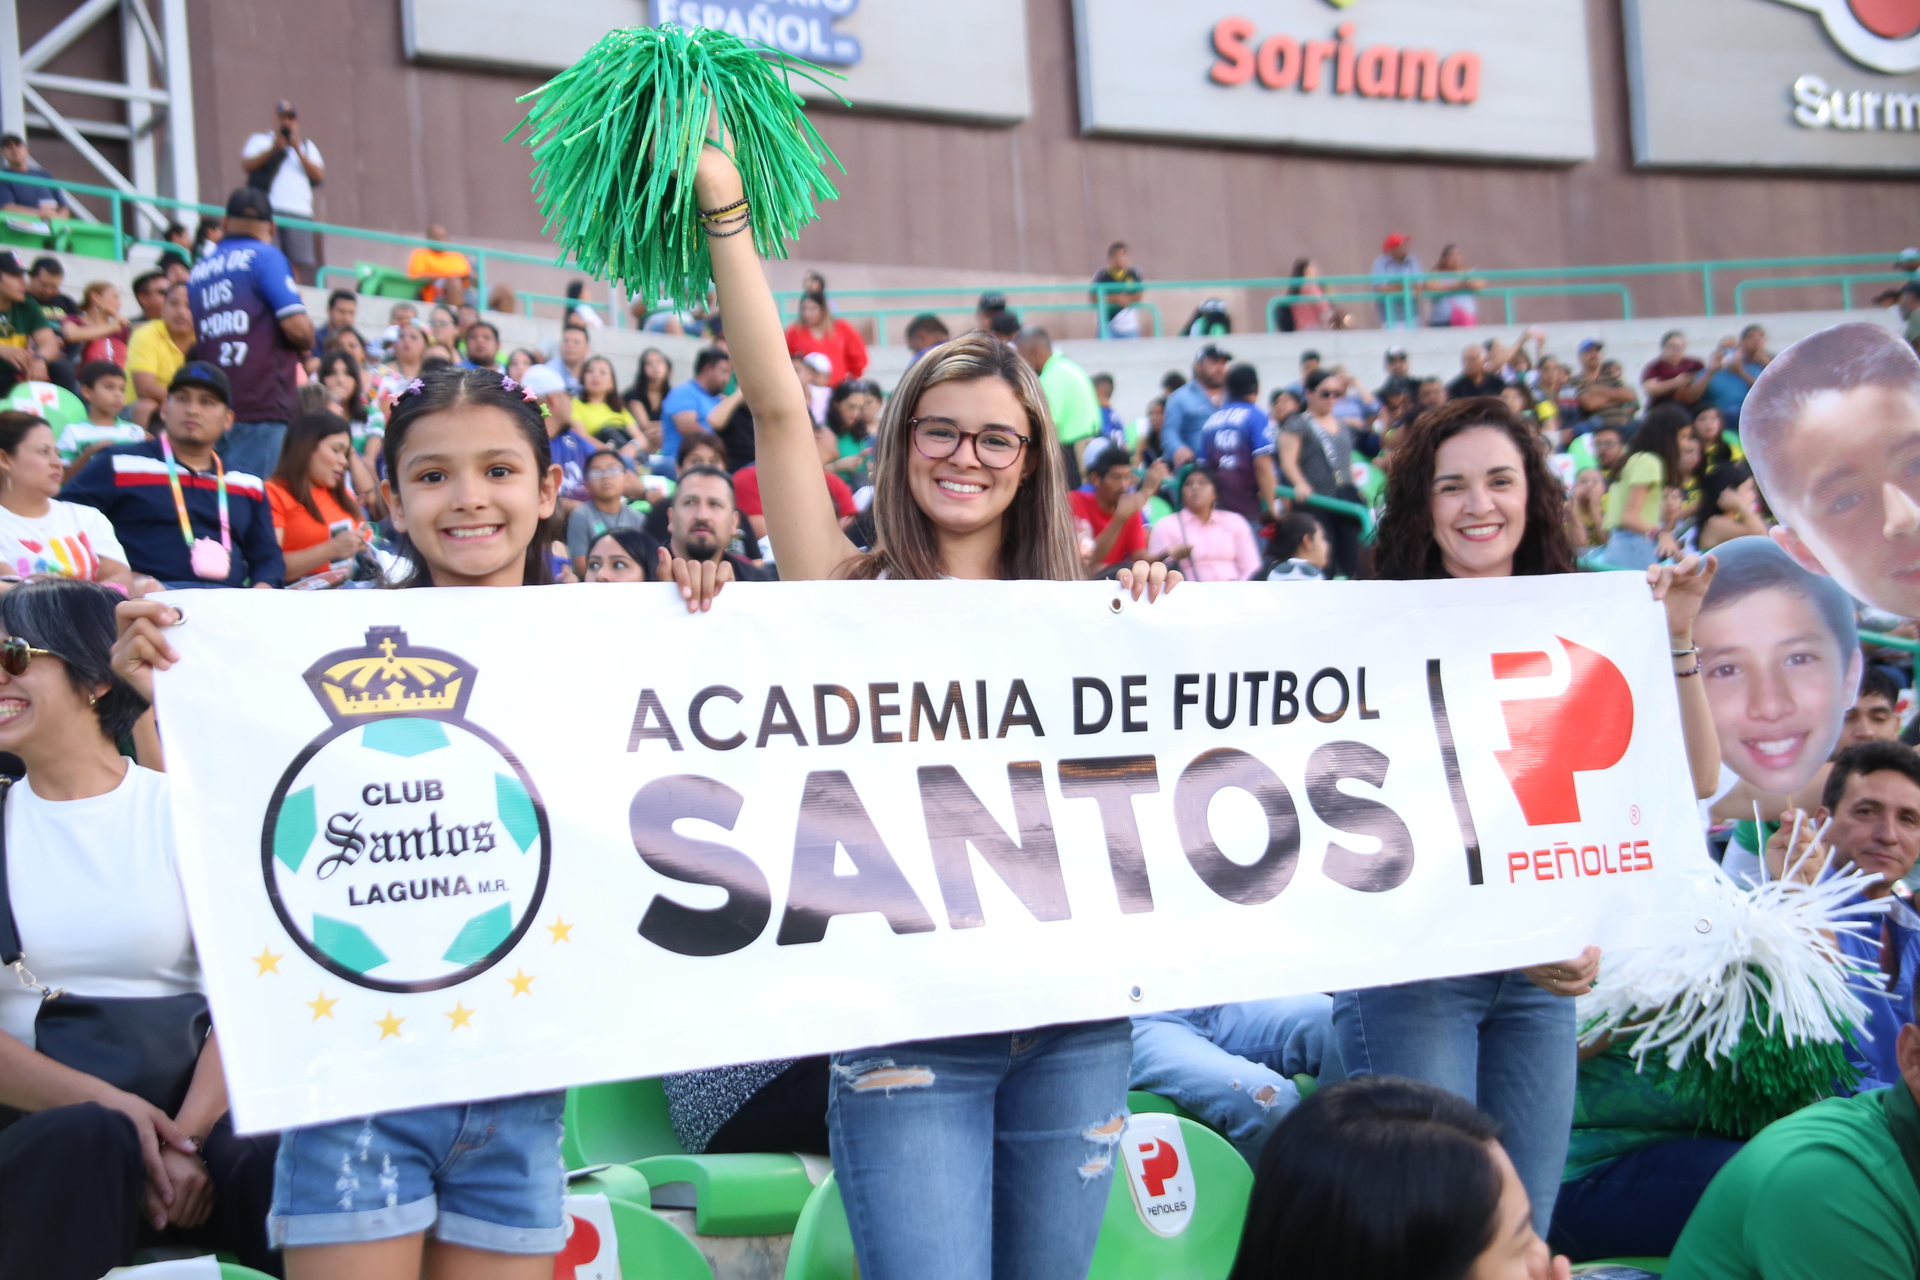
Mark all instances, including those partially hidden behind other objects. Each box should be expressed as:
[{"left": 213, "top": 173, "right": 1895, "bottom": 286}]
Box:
[{"left": 685, "top": 139, "right": 1179, "bottom": 1280}]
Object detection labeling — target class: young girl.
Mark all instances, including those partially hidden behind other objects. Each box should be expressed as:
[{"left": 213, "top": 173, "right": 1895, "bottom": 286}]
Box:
[
  {"left": 571, "top": 356, "right": 636, "bottom": 444},
  {"left": 693, "top": 140, "right": 1173, "bottom": 1280},
  {"left": 1601, "top": 405, "right": 1691, "bottom": 570},
  {"left": 113, "top": 366, "right": 724, "bottom": 1280}
]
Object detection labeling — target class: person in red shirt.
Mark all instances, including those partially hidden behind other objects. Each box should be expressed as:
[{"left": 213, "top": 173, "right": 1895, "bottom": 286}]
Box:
[
  {"left": 784, "top": 291, "right": 868, "bottom": 383},
  {"left": 732, "top": 421, "right": 858, "bottom": 544},
  {"left": 1641, "top": 329, "right": 1713, "bottom": 408},
  {"left": 1070, "top": 449, "right": 1168, "bottom": 572}
]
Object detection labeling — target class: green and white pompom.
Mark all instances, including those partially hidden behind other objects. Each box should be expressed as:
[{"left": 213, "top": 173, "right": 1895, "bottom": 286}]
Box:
[
  {"left": 511, "top": 23, "right": 845, "bottom": 310},
  {"left": 1579, "top": 861, "right": 1887, "bottom": 1137}
]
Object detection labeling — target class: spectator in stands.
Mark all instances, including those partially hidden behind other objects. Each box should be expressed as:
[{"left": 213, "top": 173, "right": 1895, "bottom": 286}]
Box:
[
  {"left": 662, "top": 347, "right": 741, "bottom": 460},
  {"left": 403, "top": 224, "right": 473, "bottom": 306},
  {"left": 905, "top": 312, "right": 950, "bottom": 363},
  {"left": 785, "top": 291, "right": 868, "bottom": 383},
  {"left": 1414, "top": 375, "right": 1447, "bottom": 415},
  {"left": 731, "top": 424, "right": 856, "bottom": 545},
  {"left": 238, "top": 100, "right": 322, "bottom": 285},
  {"left": 25, "top": 259, "right": 75, "bottom": 343},
  {"left": 378, "top": 322, "right": 428, "bottom": 400},
  {"left": 461, "top": 320, "right": 500, "bottom": 372},
  {"left": 1602, "top": 404, "right": 1689, "bottom": 569},
  {"left": 0, "top": 252, "right": 66, "bottom": 399},
  {"left": 0, "top": 412, "right": 134, "bottom": 584},
  {"left": 1532, "top": 356, "right": 1570, "bottom": 446},
  {"left": 824, "top": 377, "right": 880, "bottom": 490},
  {"left": 316, "top": 348, "right": 382, "bottom": 464},
  {"left": 1588, "top": 422, "right": 1626, "bottom": 477},
  {"left": 1642, "top": 329, "right": 1711, "bottom": 408},
  {"left": 662, "top": 1061, "right": 830, "bottom": 1159},
  {"left": 67, "top": 361, "right": 141, "bottom": 466},
  {"left": 425, "top": 304, "right": 459, "bottom": 356},
  {"left": 1230, "top": 1077, "right": 1569, "bottom": 1280},
  {"left": 1572, "top": 339, "right": 1637, "bottom": 433},
  {"left": 1162, "top": 343, "right": 1229, "bottom": 466},
  {"left": 540, "top": 323, "right": 589, "bottom": 397},
  {"left": 265, "top": 410, "right": 369, "bottom": 584},
  {"left": 1071, "top": 451, "right": 1165, "bottom": 573},
  {"left": 123, "top": 282, "right": 192, "bottom": 427},
  {"left": 1089, "top": 372, "right": 1126, "bottom": 453},
  {"left": 311, "top": 290, "right": 356, "bottom": 360},
  {"left": 1149, "top": 464, "right": 1259, "bottom": 581},
  {"left": 987, "top": 310, "right": 1021, "bottom": 344},
  {"left": 1090, "top": 241, "right": 1146, "bottom": 338},
  {"left": 566, "top": 448, "right": 647, "bottom": 576},
  {"left": 564, "top": 279, "right": 603, "bottom": 329},
  {"left": 61, "top": 363, "right": 284, "bottom": 588},
  {"left": 1448, "top": 343, "right": 1507, "bottom": 400},
  {"left": 187, "top": 188, "right": 315, "bottom": 481},
  {"left": 622, "top": 348, "right": 672, "bottom": 452},
  {"left": 1199, "top": 362, "right": 1266, "bottom": 529},
  {"left": 582, "top": 526, "right": 657, "bottom": 582},
  {"left": 973, "top": 290, "right": 1007, "bottom": 333},
  {"left": 1378, "top": 344, "right": 1411, "bottom": 395},
  {"left": 485, "top": 281, "right": 516, "bottom": 314},
  {"left": 126, "top": 270, "right": 165, "bottom": 326},
  {"left": 63, "top": 282, "right": 129, "bottom": 367},
  {"left": 373, "top": 301, "right": 417, "bottom": 362},
  {"left": 666, "top": 465, "right": 768, "bottom": 581},
  {"left": 1702, "top": 324, "right": 1772, "bottom": 430},
  {"left": 1372, "top": 232, "right": 1422, "bottom": 329},
  {"left": 0, "top": 578, "right": 279, "bottom": 1278},
  {"left": 573, "top": 356, "right": 635, "bottom": 444},
  {"left": 1424, "top": 242, "right": 1485, "bottom": 327},
  {"left": 503, "top": 346, "right": 538, "bottom": 383},
  {"left": 1664, "top": 986, "right": 1920, "bottom": 1280},
  {"left": 0, "top": 134, "right": 67, "bottom": 216},
  {"left": 1265, "top": 511, "right": 1330, "bottom": 581},
  {"left": 1268, "top": 369, "right": 1363, "bottom": 579},
  {"left": 189, "top": 217, "right": 220, "bottom": 262},
  {"left": 1842, "top": 668, "right": 1905, "bottom": 748},
  {"left": 519, "top": 363, "right": 596, "bottom": 506},
  {"left": 1356, "top": 396, "right": 1718, "bottom": 1234},
  {"left": 1013, "top": 325, "right": 1099, "bottom": 478},
  {"left": 1693, "top": 461, "right": 1767, "bottom": 553},
  {"left": 1277, "top": 258, "right": 1331, "bottom": 332}
]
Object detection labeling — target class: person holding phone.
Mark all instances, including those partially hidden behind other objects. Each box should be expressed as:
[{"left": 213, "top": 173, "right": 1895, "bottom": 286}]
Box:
[{"left": 239, "top": 102, "right": 324, "bottom": 286}]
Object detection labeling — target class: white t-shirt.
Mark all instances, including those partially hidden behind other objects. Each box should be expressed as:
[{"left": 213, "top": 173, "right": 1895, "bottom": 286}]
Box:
[
  {"left": 0, "top": 498, "right": 126, "bottom": 579},
  {"left": 240, "top": 133, "right": 323, "bottom": 217},
  {"left": 0, "top": 765, "right": 200, "bottom": 1050}
]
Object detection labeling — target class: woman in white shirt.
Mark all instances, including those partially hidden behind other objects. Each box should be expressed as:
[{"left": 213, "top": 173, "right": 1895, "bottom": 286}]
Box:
[
  {"left": 0, "top": 412, "right": 135, "bottom": 588},
  {"left": 0, "top": 579, "right": 276, "bottom": 1280}
]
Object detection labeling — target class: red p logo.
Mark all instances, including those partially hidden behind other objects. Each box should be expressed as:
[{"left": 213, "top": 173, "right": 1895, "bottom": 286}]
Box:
[
  {"left": 1137, "top": 1138, "right": 1180, "bottom": 1197},
  {"left": 1491, "top": 638, "right": 1633, "bottom": 826}
]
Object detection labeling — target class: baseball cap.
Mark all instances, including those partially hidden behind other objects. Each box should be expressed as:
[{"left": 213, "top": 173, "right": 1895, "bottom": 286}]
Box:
[
  {"left": 1383, "top": 232, "right": 1412, "bottom": 251},
  {"left": 1577, "top": 337, "right": 1604, "bottom": 353},
  {"left": 1899, "top": 248, "right": 1920, "bottom": 264},
  {"left": 0, "top": 251, "right": 23, "bottom": 277},
  {"left": 1384, "top": 345, "right": 1408, "bottom": 362},
  {"left": 275, "top": 100, "right": 298, "bottom": 117},
  {"left": 1195, "top": 342, "right": 1232, "bottom": 363},
  {"left": 168, "top": 360, "right": 231, "bottom": 405},
  {"left": 519, "top": 363, "right": 568, "bottom": 399},
  {"left": 801, "top": 351, "right": 833, "bottom": 375},
  {"left": 225, "top": 186, "right": 274, "bottom": 221}
]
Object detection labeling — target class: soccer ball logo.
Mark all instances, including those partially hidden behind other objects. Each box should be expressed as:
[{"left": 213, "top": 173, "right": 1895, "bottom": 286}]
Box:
[
  {"left": 261, "top": 627, "right": 551, "bottom": 993},
  {"left": 1772, "top": 0, "right": 1920, "bottom": 70}
]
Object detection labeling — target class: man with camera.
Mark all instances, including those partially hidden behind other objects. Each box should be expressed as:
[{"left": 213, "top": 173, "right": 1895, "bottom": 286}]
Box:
[{"left": 239, "top": 100, "right": 324, "bottom": 285}]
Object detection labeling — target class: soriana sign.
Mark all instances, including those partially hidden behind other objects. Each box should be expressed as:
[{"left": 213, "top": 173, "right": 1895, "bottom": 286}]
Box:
[{"left": 1071, "top": 0, "right": 1595, "bottom": 162}]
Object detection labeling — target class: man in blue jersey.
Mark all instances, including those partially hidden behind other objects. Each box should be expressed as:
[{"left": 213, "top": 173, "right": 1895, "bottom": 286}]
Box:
[
  {"left": 1198, "top": 362, "right": 1266, "bottom": 529},
  {"left": 187, "top": 187, "right": 315, "bottom": 480}
]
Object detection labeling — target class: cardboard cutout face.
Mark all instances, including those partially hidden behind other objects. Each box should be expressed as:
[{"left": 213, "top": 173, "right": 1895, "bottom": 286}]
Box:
[
  {"left": 1694, "top": 537, "right": 1860, "bottom": 797},
  {"left": 1744, "top": 322, "right": 1920, "bottom": 618}
]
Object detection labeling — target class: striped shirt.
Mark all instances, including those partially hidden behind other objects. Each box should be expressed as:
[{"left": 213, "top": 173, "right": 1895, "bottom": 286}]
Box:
[{"left": 59, "top": 440, "right": 285, "bottom": 587}]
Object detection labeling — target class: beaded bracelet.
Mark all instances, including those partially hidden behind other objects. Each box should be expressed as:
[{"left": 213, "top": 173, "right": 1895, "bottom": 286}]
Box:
[{"left": 699, "top": 197, "right": 749, "bottom": 220}]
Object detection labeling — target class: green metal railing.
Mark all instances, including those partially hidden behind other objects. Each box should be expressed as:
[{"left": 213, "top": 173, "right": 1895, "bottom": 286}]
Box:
[
  {"left": 1273, "top": 484, "right": 1377, "bottom": 541},
  {"left": 1863, "top": 630, "right": 1920, "bottom": 655},
  {"left": 1732, "top": 272, "right": 1910, "bottom": 314},
  {"left": 1262, "top": 282, "right": 1633, "bottom": 332}
]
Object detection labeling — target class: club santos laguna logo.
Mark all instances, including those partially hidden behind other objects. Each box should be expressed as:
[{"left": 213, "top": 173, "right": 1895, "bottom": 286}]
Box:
[{"left": 262, "top": 627, "right": 551, "bottom": 994}]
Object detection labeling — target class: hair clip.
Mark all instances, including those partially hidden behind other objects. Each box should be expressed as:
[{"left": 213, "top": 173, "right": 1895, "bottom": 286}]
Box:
[
  {"left": 500, "top": 376, "right": 520, "bottom": 394},
  {"left": 397, "top": 378, "right": 425, "bottom": 400},
  {"left": 537, "top": 402, "right": 551, "bottom": 419}
]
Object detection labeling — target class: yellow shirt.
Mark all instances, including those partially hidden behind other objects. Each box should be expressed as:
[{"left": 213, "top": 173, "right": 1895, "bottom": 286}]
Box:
[
  {"left": 125, "top": 319, "right": 191, "bottom": 385},
  {"left": 573, "top": 399, "right": 636, "bottom": 441}
]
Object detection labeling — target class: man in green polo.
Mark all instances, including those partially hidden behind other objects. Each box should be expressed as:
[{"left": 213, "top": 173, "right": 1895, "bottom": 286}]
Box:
[
  {"left": 1665, "top": 992, "right": 1920, "bottom": 1278},
  {"left": 1012, "top": 325, "right": 1099, "bottom": 483}
]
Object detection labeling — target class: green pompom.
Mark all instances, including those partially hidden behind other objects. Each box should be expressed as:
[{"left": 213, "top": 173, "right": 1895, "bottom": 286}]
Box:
[
  {"left": 1664, "top": 999, "right": 1861, "bottom": 1139},
  {"left": 511, "top": 23, "right": 845, "bottom": 310}
]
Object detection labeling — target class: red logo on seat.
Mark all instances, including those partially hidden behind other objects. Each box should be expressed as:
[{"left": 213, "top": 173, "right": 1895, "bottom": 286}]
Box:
[
  {"left": 1137, "top": 1138, "right": 1180, "bottom": 1197},
  {"left": 1490, "top": 638, "right": 1633, "bottom": 826},
  {"left": 554, "top": 1215, "right": 601, "bottom": 1280}
]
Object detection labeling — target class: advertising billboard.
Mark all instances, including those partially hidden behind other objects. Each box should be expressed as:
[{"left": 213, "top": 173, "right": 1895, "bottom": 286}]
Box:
[
  {"left": 401, "top": 0, "right": 1031, "bottom": 124},
  {"left": 1623, "top": 0, "right": 1920, "bottom": 169},
  {"left": 1070, "top": 0, "right": 1596, "bottom": 163}
]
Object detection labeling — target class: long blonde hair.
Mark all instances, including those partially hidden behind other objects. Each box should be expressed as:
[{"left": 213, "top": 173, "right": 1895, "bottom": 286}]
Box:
[{"left": 845, "top": 331, "right": 1081, "bottom": 582}]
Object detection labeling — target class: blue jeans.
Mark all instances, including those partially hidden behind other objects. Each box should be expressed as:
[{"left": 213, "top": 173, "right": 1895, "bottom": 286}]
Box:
[
  {"left": 827, "top": 1020, "right": 1132, "bottom": 1280},
  {"left": 1334, "top": 973, "right": 1577, "bottom": 1236},
  {"left": 1602, "top": 528, "right": 1659, "bottom": 570},
  {"left": 1129, "top": 996, "right": 1340, "bottom": 1165},
  {"left": 1549, "top": 1137, "right": 1744, "bottom": 1261},
  {"left": 219, "top": 420, "right": 288, "bottom": 480}
]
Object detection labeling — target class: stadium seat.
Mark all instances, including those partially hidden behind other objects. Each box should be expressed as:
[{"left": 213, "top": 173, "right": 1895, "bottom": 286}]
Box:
[
  {"left": 567, "top": 1159, "right": 652, "bottom": 1204},
  {"left": 561, "top": 1077, "right": 683, "bottom": 1167},
  {"left": 781, "top": 1173, "right": 857, "bottom": 1280},
  {"left": 1126, "top": 1089, "right": 1205, "bottom": 1124},
  {"left": 0, "top": 216, "right": 51, "bottom": 250},
  {"left": 51, "top": 220, "right": 117, "bottom": 259},
  {"left": 558, "top": 1193, "right": 715, "bottom": 1280},
  {"left": 356, "top": 261, "right": 426, "bottom": 301},
  {"left": 109, "top": 1262, "right": 276, "bottom": 1278},
  {"left": 1086, "top": 1115, "right": 1254, "bottom": 1280}
]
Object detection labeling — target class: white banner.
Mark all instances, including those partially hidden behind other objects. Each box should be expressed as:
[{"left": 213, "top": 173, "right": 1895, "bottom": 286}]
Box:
[{"left": 154, "top": 576, "right": 1719, "bottom": 1133}]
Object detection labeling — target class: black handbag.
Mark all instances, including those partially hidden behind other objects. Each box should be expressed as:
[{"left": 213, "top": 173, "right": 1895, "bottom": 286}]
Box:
[{"left": 0, "top": 778, "right": 210, "bottom": 1124}]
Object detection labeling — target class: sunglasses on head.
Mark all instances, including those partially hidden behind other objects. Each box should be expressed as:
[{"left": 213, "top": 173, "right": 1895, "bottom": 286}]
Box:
[{"left": 0, "top": 636, "right": 57, "bottom": 676}]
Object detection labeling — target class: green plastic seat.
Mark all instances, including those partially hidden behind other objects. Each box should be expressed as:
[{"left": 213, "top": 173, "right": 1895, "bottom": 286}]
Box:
[
  {"left": 562, "top": 1078, "right": 684, "bottom": 1167},
  {"left": 567, "top": 1160, "right": 652, "bottom": 1205},
  {"left": 357, "top": 261, "right": 426, "bottom": 301},
  {"left": 0, "top": 217, "right": 51, "bottom": 249},
  {"left": 1126, "top": 1089, "right": 1204, "bottom": 1124},
  {"left": 563, "top": 1195, "right": 713, "bottom": 1280},
  {"left": 114, "top": 1262, "right": 277, "bottom": 1278},
  {"left": 1087, "top": 1116, "right": 1254, "bottom": 1280},
  {"left": 782, "top": 1172, "right": 858, "bottom": 1280},
  {"left": 51, "top": 220, "right": 117, "bottom": 259}
]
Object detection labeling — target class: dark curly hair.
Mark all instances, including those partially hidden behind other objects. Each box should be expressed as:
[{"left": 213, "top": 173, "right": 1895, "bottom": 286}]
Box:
[{"left": 1371, "top": 397, "right": 1575, "bottom": 580}]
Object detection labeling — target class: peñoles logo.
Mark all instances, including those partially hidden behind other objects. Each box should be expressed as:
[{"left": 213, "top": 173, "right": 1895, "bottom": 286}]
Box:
[
  {"left": 1772, "top": 0, "right": 1920, "bottom": 72},
  {"left": 1489, "top": 638, "right": 1634, "bottom": 826},
  {"left": 261, "top": 627, "right": 551, "bottom": 993}
]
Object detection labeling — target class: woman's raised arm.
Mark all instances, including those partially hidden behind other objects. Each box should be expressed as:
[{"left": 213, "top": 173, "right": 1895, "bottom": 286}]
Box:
[{"left": 694, "top": 143, "right": 859, "bottom": 581}]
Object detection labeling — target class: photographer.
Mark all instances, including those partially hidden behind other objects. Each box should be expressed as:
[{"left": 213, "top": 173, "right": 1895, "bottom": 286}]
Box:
[{"left": 239, "top": 101, "right": 324, "bottom": 285}]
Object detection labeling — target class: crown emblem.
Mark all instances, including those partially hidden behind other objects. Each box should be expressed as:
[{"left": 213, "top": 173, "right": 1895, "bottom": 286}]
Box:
[{"left": 301, "top": 627, "right": 474, "bottom": 722}]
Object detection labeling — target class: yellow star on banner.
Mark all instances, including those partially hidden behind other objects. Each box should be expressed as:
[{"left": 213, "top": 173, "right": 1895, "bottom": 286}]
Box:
[
  {"left": 306, "top": 991, "right": 338, "bottom": 1021},
  {"left": 251, "top": 946, "right": 283, "bottom": 976},
  {"left": 445, "top": 1002, "right": 476, "bottom": 1030},
  {"left": 546, "top": 916, "right": 574, "bottom": 944},
  {"left": 506, "top": 969, "right": 534, "bottom": 997},
  {"left": 376, "top": 1010, "right": 405, "bottom": 1040}
]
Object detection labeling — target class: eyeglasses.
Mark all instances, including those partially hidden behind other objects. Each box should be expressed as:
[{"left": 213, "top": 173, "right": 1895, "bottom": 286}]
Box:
[
  {"left": 0, "top": 637, "right": 57, "bottom": 676},
  {"left": 585, "top": 467, "right": 626, "bottom": 480},
  {"left": 910, "top": 417, "right": 1030, "bottom": 469}
]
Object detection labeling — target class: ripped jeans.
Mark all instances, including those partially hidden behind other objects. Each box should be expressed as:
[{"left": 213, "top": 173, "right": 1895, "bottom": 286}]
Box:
[{"left": 827, "top": 1019, "right": 1132, "bottom": 1280}]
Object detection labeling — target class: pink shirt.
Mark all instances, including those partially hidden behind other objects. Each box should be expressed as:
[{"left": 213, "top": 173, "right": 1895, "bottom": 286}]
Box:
[{"left": 1149, "top": 508, "right": 1261, "bottom": 582}]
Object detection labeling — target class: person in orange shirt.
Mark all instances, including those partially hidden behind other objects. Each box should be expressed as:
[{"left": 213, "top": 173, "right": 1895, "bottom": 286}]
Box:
[
  {"left": 265, "top": 410, "right": 371, "bottom": 584},
  {"left": 404, "top": 223, "right": 473, "bottom": 306}
]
